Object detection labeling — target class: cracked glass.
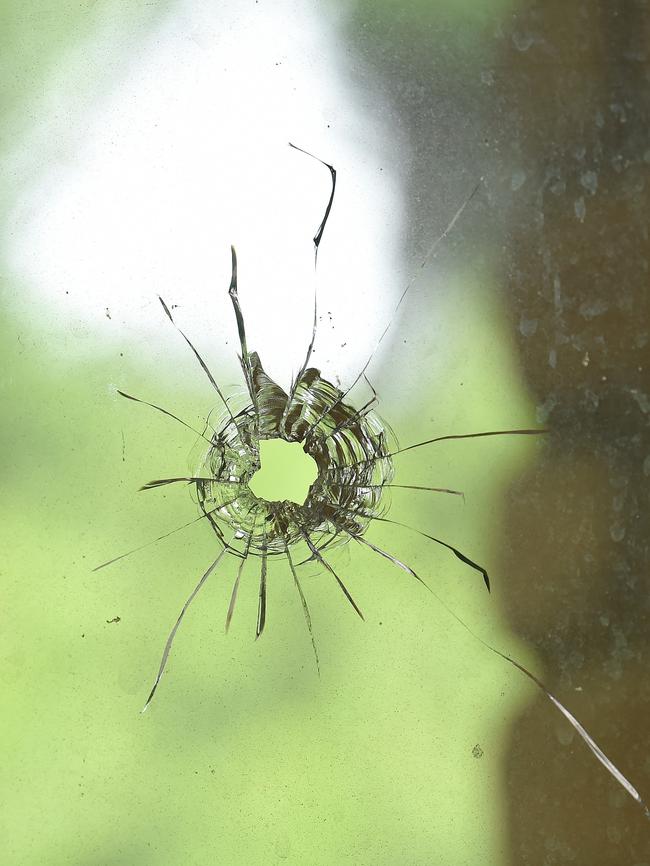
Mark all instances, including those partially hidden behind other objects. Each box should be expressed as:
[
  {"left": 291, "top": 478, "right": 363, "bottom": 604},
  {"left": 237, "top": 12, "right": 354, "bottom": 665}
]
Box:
[{"left": 2, "top": 1, "right": 649, "bottom": 864}]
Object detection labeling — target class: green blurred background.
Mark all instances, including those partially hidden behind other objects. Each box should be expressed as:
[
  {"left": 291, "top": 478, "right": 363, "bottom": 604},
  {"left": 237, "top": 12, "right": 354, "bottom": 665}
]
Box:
[{"left": 2, "top": 1, "right": 648, "bottom": 864}]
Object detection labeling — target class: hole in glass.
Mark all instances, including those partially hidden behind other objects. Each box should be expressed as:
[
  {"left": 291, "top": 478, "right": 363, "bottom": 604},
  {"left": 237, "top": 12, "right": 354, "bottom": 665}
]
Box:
[{"left": 248, "top": 438, "right": 318, "bottom": 505}]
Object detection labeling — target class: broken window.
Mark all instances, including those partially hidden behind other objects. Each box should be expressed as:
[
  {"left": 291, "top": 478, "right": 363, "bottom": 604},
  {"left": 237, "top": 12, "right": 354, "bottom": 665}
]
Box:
[{"left": 3, "top": 0, "right": 648, "bottom": 863}]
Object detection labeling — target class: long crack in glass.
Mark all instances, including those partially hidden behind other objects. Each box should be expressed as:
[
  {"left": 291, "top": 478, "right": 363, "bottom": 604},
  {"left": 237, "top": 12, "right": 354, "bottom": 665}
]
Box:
[{"left": 95, "top": 147, "right": 648, "bottom": 819}]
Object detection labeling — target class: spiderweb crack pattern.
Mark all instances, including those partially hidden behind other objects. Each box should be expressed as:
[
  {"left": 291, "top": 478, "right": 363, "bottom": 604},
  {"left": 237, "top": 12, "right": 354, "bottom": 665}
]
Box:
[{"left": 94, "top": 145, "right": 648, "bottom": 818}]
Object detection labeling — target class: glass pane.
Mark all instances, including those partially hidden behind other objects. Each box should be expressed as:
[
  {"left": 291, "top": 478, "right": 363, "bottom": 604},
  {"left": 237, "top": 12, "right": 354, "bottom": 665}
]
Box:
[{"left": 3, "top": 1, "right": 648, "bottom": 863}]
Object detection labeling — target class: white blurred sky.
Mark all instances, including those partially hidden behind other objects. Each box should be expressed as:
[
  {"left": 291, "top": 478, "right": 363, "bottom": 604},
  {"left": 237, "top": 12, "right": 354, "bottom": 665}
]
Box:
[{"left": 6, "top": 0, "right": 407, "bottom": 392}]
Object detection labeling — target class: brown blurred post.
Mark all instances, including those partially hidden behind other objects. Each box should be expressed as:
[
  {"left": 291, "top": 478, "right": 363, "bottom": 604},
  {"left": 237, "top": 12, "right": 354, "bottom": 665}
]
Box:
[{"left": 497, "top": 2, "right": 650, "bottom": 861}]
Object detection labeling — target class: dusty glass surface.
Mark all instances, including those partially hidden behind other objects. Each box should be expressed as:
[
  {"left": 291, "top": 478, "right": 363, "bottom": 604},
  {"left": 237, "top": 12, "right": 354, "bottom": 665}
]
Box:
[{"left": 2, "top": 1, "right": 648, "bottom": 863}]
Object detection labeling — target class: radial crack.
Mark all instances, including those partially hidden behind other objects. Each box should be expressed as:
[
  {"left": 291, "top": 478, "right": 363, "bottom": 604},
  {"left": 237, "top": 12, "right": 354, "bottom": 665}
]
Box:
[
  {"left": 333, "top": 503, "right": 490, "bottom": 592},
  {"left": 281, "top": 143, "right": 337, "bottom": 434},
  {"left": 375, "top": 515, "right": 491, "bottom": 592},
  {"left": 333, "top": 482, "right": 464, "bottom": 498},
  {"left": 93, "top": 494, "right": 242, "bottom": 571},
  {"left": 300, "top": 529, "right": 364, "bottom": 620},
  {"left": 302, "top": 179, "right": 483, "bottom": 439},
  {"left": 158, "top": 295, "right": 241, "bottom": 433},
  {"left": 255, "top": 532, "right": 268, "bottom": 639},
  {"left": 421, "top": 572, "right": 650, "bottom": 818},
  {"left": 142, "top": 544, "right": 232, "bottom": 712},
  {"left": 227, "top": 246, "right": 259, "bottom": 420},
  {"left": 139, "top": 476, "right": 244, "bottom": 491},
  {"left": 116, "top": 389, "right": 214, "bottom": 445},
  {"left": 285, "top": 542, "right": 320, "bottom": 674},
  {"left": 345, "top": 427, "right": 548, "bottom": 469},
  {"left": 226, "top": 528, "right": 255, "bottom": 632},
  {"left": 349, "top": 533, "right": 430, "bottom": 592}
]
